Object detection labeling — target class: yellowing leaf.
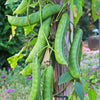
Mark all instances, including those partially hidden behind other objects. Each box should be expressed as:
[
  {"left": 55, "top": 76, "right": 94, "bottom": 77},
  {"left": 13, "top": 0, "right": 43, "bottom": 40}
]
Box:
[
  {"left": 12, "top": 26, "right": 16, "bottom": 36},
  {"left": 7, "top": 46, "right": 27, "bottom": 70},
  {"left": 24, "top": 24, "right": 37, "bottom": 36},
  {"left": 70, "top": 0, "right": 83, "bottom": 25},
  {"left": 74, "top": 5, "right": 77, "bottom": 17},
  {"left": 9, "top": 26, "right": 16, "bottom": 41},
  {"left": 7, "top": 54, "right": 26, "bottom": 70}
]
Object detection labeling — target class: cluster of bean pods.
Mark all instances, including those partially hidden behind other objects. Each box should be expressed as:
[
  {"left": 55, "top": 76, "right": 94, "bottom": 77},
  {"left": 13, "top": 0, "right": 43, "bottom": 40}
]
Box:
[{"left": 7, "top": 2, "right": 83, "bottom": 100}]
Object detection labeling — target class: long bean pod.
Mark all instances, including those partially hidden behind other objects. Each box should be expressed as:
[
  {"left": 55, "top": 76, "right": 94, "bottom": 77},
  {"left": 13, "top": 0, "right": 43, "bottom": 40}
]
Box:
[
  {"left": 7, "top": 4, "right": 62, "bottom": 26},
  {"left": 69, "top": 29, "right": 83, "bottom": 78},
  {"left": 28, "top": 56, "right": 41, "bottom": 100},
  {"left": 54, "top": 13, "right": 69, "bottom": 65},
  {"left": 25, "top": 17, "right": 51, "bottom": 64}
]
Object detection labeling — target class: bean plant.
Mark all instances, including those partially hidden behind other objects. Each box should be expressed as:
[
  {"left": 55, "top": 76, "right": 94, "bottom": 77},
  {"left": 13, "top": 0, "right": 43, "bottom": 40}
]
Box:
[{"left": 2, "top": 0, "right": 100, "bottom": 100}]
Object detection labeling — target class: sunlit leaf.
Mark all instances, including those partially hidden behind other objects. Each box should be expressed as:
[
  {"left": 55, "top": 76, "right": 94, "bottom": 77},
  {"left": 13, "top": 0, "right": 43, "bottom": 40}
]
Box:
[
  {"left": 29, "top": 2, "right": 38, "bottom": 8},
  {"left": 89, "top": 75, "right": 95, "bottom": 80},
  {"left": 12, "top": 26, "right": 16, "bottom": 37},
  {"left": 70, "top": 0, "right": 83, "bottom": 25},
  {"left": 83, "top": 83, "right": 89, "bottom": 93},
  {"left": 7, "top": 54, "right": 26, "bottom": 70},
  {"left": 5, "top": 0, "right": 19, "bottom": 5},
  {"left": 92, "top": 0, "right": 100, "bottom": 21},
  {"left": 7, "top": 47, "right": 26, "bottom": 70},
  {"left": 9, "top": 26, "right": 16, "bottom": 41},
  {"left": 95, "top": 0, "right": 100, "bottom": 16},
  {"left": 23, "top": 24, "right": 37, "bottom": 36},
  {"left": 88, "top": 89, "right": 97, "bottom": 100},
  {"left": 82, "top": 0, "right": 84, "bottom": 7}
]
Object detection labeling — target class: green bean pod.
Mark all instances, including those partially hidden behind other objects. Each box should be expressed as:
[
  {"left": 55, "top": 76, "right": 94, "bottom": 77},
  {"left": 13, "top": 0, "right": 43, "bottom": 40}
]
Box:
[
  {"left": 19, "top": 63, "right": 32, "bottom": 76},
  {"left": 13, "top": 0, "right": 32, "bottom": 15},
  {"left": 28, "top": 56, "right": 41, "bottom": 100},
  {"left": 69, "top": 29, "right": 83, "bottom": 78},
  {"left": 78, "top": 41, "right": 82, "bottom": 66},
  {"left": 43, "top": 65, "right": 54, "bottom": 100},
  {"left": 7, "top": 4, "right": 62, "bottom": 26},
  {"left": 54, "top": 12, "right": 69, "bottom": 65},
  {"left": 25, "top": 17, "right": 51, "bottom": 64}
]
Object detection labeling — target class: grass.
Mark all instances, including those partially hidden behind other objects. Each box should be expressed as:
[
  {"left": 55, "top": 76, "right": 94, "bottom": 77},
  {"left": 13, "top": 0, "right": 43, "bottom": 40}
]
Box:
[
  {"left": 0, "top": 65, "right": 32, "bottom": 100},
  {"left": 0, "top": 49, "right": 99, "bottom": 100}
]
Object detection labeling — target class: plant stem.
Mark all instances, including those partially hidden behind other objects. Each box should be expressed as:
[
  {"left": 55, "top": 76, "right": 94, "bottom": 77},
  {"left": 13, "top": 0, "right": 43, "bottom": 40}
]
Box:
[{"left": 54, "top": 81, "right": 71, "bottom": 96}]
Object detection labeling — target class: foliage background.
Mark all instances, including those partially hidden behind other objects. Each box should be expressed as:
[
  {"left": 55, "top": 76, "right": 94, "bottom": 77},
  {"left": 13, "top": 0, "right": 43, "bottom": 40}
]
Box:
[
  {"left": 77, "top": 0, "right": 98, "bottom": 40},
  {"left": 0, "top": 0, "right": 99, "bottom": 69},
  {"left": 0, "top": 0, "right": 25, "bottom": 69}
]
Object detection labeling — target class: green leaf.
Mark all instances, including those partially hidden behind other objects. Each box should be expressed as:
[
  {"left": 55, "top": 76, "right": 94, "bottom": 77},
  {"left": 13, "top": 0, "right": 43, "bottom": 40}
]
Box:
[
  {"left": 82, "top": 0, "right": 84, "bottom": 7},
  {"left": 89, "top": 75, "right": 96, "bottom": 80},
  {"left": 69, "top": 0, "right": 83, "bottom": 25},
  {"left": 58, "top": 72, "right": 73, "bottom": 85},
  {"left": 83, "top": 83, "right": 89, "bottom": 93},
  {"left": 92, "top": 85, "right": 97, "bottom": 94},
  {"left": 23, "top": 24, "right": 37, "bottom": 36},
  {"left": 0, "top": 22, "right": 3, "bottom": 25},
  {"left": 88, "top": 89, "right": 97, "bottom": 100},
  {"left": 92, "top": 0, "right": 100, "bottom": 21},
  {"left": 5, "top": 0, "right": 19, "bottom": 5},
  {"left": 0, "top": 41, "right": 8, "bottom": 48},
  {"left": 7, "top": 47, "right": 26, "bottom": 70},
  {"left": 95, "top": 0, "right": 100, "bottom": 16},
  {"left": 28, "top": 38, "right": 37, "bottom": 46},
  {"left": 30, "top": 2, "right": 39, "bottom": 8},
  {"left": 75, "top": 82, "right": 84, "bottom": 100},
  {"left": 2, "top": 24, "right": 11, "bottom": 35}
]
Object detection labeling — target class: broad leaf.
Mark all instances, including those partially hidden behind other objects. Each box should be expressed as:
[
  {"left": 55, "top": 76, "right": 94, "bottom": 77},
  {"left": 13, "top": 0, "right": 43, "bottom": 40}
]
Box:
[
  {"left": 88, "top": 89, "right": 97, "bottom": 100},
  {"left": 82, "top": 0, "right": 84, "bottom": 7},
  {"left": 58, "top": 72, "right": 73, "bottom": 85},
  {"left": 23, "top": 24, "right": 37, "bottom": 36},
  {"left": 7, "top": 47, "right": 26, "bottom": 70},
  {"left": 92, "top": 0, "right": 100, "bottom": 21},
  {"left": 70, "top": 0, "right": 83, "bottom": 25},
  {"left": 7, "top": 54, "right": 26, "bottom": 70},
  {"left": 75, "top": 82, "right": 84, "bottom": 100}
]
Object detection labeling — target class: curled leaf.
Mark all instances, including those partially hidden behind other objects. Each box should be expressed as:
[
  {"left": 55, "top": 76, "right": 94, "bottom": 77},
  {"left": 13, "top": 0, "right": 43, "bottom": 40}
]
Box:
[{"left": 7, "top": 53, "right": 26, "bottom": 70}]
